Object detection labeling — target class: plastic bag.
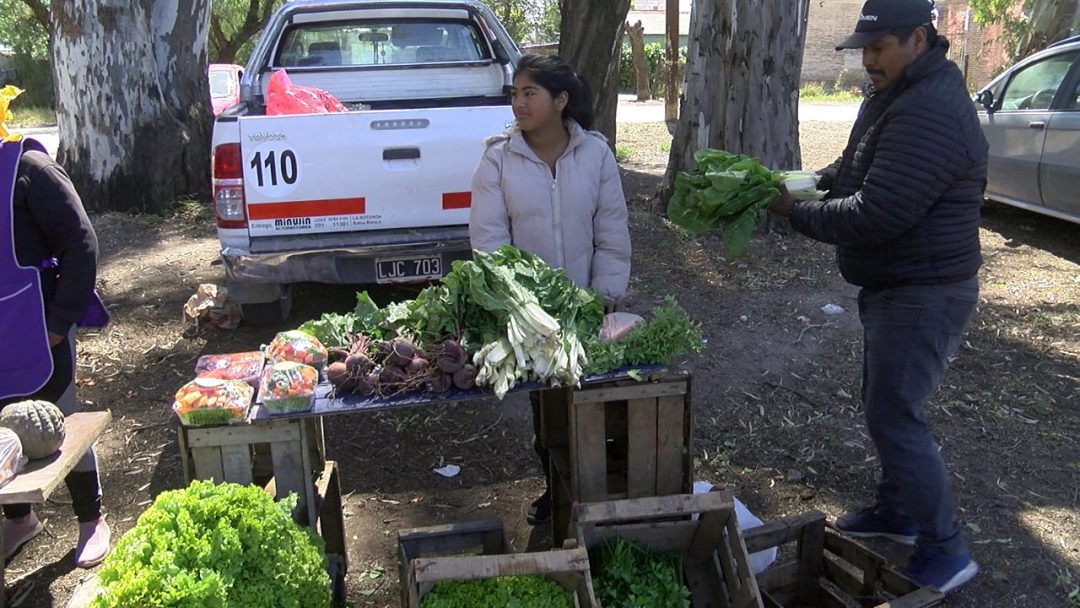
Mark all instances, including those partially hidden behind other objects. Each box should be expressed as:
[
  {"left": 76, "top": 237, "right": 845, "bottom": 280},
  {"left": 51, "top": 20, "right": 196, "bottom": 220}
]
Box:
[
  {"left": 599, "top": 312, "right": 644, "bottom": 342},
  {"left": 0, "top": 428, "right": 28, "bottom": 489},
  {"left": 266, "top": 330, "right": 328, "bottom": 370},
  {"left": 693, "top": 481, "right": 777, "bottom": 574},
  {"left": 266, "top": 70, "right": 347, "bottom": 116}
]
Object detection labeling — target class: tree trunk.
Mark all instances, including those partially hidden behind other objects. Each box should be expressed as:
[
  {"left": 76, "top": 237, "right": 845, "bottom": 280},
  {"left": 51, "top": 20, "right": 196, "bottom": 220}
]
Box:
[
  {"left": 559, "top": 0, "right": 631, "bottom": 145},
  {"left": 626, "top": 20, "right": 652, "bottom": 101},
  {"left": 50, "top": 1, "right": 212, "bottom": 213},
  {"left": 662, "top": 0, "right": 809, "bottom": 208}
]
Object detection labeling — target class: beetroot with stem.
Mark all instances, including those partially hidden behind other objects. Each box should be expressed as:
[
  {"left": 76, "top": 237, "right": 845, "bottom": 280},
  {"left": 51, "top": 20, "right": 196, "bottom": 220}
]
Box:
[
  {"left": 353, "top": 373, "right": 376, "bottom": 396},
  {"left": 427, "top": 371, "right": 452, "bottom": 393},
  {"left": 345, "top": 352, "right": 372, "bottom": 375},
  {"left": 452, "top": 363, "right": 478, "bottom": 390},
  {"left": 436, "top": 339, "right": 467, "bottom": 374},
  {"left": 378, "top": 365, "right": 408, "bottom": 389},
  {"left": 326, "top": 362, "right": 349, "bottom": 386},
  {"left": 406, "top": 356, "right": 429, "bottom": 376},
  {"left": 386, "top": 338, "right": 417, "bottom": 368},
  {"left": 328, "top": 349, "right": 349, "bottom": 365}
]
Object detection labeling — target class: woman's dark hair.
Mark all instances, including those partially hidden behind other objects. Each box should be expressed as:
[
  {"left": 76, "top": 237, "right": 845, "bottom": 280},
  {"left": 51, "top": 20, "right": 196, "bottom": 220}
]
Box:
[{"left": 514, "top": 54, "right": 595, "bottom": 131}]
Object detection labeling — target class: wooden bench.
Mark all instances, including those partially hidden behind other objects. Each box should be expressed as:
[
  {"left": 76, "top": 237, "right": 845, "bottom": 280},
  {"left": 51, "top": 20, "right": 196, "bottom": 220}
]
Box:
[{"left": 0, "top": 411, "right": 112, "bottom": 608}]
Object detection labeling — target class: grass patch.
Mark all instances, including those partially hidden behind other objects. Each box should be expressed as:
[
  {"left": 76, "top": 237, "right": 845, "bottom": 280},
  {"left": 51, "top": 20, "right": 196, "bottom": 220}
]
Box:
[
  {"left": 799, "top": 83, "right": 863, "bottom": 104},
  {"left": 615, "top": 144, "right": 634, "bottom": 162},
  {"left": 172, "top": 197, "right": 214, "bottom": 223},
  {"left": 9, "top": 105, "right": 56, "bottom": 127}
]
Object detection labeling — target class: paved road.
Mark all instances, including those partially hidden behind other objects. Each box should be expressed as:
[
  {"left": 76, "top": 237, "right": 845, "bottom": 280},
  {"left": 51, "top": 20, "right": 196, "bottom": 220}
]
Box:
[
  {"left": 13, "top": 98, "right": 856, "bottom": 159},
  {"left": 616, "top": 93, "right": 859, "bottom": 123},
  {"left": 10, "top": 126, "right": 60, "bottom": 157}
]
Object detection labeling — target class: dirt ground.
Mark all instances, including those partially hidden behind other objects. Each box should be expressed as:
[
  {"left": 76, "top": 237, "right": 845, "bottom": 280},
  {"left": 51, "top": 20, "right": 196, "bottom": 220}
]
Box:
[{"left": 7, "top": 120, "right": 1078, "bottom": 608}]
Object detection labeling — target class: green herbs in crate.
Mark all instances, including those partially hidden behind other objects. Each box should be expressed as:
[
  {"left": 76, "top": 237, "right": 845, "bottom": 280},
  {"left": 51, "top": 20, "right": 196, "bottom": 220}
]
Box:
[
  {"left": 591, "top": 537, "right": 691, "bottom": 608},
  {"left": 420, "top": 575, "right": 573, "bottom": 608}
]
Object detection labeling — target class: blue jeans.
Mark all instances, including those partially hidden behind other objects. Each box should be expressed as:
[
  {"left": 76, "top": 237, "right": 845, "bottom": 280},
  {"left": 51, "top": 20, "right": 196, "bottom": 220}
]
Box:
[{"left": 858, "top": 276, "right": 978, "bottom": 556}]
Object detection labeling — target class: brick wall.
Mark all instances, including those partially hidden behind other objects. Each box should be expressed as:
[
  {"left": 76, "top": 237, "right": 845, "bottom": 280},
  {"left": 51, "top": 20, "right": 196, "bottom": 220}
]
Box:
[
  {"left": 936, "top": 1, "right": 1011, "bottom": 89},
  {"left": 800, "top": 0, "right": 1010, "bottom": 89},
  {"left": 802, "top": 0, "right": 865, "bottom": 86}
]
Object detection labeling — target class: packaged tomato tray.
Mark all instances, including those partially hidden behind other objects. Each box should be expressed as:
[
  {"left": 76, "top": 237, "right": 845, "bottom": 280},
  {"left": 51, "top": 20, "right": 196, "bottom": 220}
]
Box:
[
  {"left": 173, "top": 378, "right": 254, "bottom": 426},
  {"left": 194, "top": 351, "right": 265, "bottom": 388},
  {"left": 265, "top": 330, "right": 328, "bottom": 371},
  {"left": 259, "top": 361, "right": 319, "bottom": 415}
]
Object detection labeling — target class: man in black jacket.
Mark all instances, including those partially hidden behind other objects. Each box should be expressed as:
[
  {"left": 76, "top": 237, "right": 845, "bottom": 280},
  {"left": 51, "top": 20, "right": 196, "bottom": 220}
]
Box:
[{"left": 770, "top": 0, "right": 985, "bottom": 595}]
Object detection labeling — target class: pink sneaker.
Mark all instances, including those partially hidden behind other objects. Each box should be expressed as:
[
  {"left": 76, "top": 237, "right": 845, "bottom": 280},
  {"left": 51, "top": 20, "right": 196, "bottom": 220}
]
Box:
[
  {"left": 2, "top": 511, "right": 43, "bottom": 561},
  {"left": 75, "top": 517, "right": 111, "bottom": 568}
]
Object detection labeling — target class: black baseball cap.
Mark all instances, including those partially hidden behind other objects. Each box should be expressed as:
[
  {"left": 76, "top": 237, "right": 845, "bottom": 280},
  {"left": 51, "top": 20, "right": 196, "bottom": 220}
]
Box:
[{"left": 836, "top": 0, "right": 936, "bottom": 50}]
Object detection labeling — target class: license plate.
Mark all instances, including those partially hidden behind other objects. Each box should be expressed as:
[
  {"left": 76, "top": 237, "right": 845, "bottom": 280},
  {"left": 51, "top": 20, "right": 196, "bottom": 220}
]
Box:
[{"left": 375, "top": 255, "right": 442, "bottom": 283}]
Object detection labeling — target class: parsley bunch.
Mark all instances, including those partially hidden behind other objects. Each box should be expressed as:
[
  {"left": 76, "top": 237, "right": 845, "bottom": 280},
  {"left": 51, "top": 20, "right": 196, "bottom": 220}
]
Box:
[
  {"left": 591, "top": 537, "right": 691, "bottom": 608},
  {"left": 420, "top": 575, "right": 573, "bottom": 608},
  {"left": 92, "top": 480, "right": 330, "bottom": 608}
]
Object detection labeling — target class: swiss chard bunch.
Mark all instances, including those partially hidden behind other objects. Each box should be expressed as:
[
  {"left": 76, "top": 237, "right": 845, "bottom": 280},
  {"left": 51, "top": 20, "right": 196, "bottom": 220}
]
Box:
[
  {"left": 420, "top": 575, "right": 573, "bottom": 608},
  {"left": 92, "top": 480, "right": 330, "bottom": 608},
  {"left": 667, "top": 149, "right": 822, "bottom": 260},
  {"left": 591, "top": 537, "right": 691, "bottom": 608}
]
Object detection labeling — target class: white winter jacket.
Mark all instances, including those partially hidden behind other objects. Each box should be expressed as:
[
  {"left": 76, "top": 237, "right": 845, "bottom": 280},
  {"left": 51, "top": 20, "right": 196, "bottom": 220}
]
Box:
[{"left": 469, "top": 120, "right": 631, "bottom": 300}]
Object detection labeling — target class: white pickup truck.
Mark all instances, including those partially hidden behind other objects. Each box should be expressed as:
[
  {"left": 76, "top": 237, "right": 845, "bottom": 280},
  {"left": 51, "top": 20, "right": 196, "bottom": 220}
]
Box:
[{"left": 211, "top": 0, "right": 520, "bottom": 322}]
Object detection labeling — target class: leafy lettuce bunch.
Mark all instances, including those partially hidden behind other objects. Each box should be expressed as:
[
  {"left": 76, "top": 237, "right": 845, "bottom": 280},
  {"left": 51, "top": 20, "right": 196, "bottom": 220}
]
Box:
[{"left": 92, "top": 480, "right": 330, "bottom": 608}]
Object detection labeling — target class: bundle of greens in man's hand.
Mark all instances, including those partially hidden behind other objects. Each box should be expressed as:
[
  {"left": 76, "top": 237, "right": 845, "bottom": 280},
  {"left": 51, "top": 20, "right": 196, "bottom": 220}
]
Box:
[{"left": 667, "top": 149, "right": 825, "bottom": 259}]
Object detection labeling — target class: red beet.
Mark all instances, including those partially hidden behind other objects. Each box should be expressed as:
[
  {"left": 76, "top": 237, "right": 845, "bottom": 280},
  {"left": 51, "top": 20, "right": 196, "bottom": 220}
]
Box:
[
  {"left": 452, "top": 363, "right": 478, "bottom": 390},
  {"left": 427, "top": 371, "right": 452, "bottom": 393},
  {"left": 386, "top": 338, "right": 416, "bottom": 368},
  {"left": 406, "top": 356, "right": 429, "bottom": 375},
  {"left": 345, "top": 353, "right": 372, "bottom": 375},
  {"left": 326, "top": 362, "right": 349, "bottom": 386},
  {"left": 436, "top": 340, "right": 467, "bottom": 374}
]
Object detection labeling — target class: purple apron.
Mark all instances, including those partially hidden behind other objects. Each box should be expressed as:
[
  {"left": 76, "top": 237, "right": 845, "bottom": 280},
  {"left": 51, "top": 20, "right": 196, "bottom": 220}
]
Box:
[{"left": 0, "top": 138, "right": 54, "bottom": 400}]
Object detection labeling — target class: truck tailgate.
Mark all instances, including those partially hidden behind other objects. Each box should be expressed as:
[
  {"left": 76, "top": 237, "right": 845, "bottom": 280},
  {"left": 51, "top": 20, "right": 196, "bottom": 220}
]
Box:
[{"left": 238, "top": 106, "right": 512, "bottom": 237}]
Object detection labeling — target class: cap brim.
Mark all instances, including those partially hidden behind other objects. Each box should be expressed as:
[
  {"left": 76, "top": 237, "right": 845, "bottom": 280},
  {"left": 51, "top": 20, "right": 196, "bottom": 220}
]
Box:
[{"left": 835, "top": 30, "right": 888, "bottom": 50}]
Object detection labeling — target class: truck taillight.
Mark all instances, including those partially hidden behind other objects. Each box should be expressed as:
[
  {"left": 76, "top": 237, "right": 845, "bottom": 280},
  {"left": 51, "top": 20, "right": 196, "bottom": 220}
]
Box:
[{"left": 212, "top": 143, "right": 247, "bottom": 229}]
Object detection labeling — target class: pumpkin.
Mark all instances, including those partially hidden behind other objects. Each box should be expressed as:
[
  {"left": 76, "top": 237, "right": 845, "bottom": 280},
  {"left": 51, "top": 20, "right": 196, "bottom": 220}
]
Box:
[{"left": 0, "top": 400, "right": 66, "bottom": 459}]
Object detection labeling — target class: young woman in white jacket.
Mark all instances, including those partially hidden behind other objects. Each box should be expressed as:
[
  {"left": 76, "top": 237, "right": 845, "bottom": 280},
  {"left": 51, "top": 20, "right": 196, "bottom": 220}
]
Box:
[{"left": 469, "top": 54, "right": 631, "bottom": 525}]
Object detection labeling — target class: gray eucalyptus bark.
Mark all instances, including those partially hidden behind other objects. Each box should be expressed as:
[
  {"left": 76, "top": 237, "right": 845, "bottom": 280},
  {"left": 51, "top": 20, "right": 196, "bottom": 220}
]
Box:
[
  {"left": 51, "top": 1, "right": 212, "bottom": 213},
  {"left": 662, "top": 0, "right": 810, "bottom": 207},
  {"left": 559, "top": 0, "right": 631, "bottom": 145}
]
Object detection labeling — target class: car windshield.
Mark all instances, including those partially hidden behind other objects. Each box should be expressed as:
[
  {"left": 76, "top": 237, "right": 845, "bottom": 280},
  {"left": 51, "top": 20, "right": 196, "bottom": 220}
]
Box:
[
  {"left": 209, "top": 70, "right": 235, "bottom": 98},
  {"left": 274, "top": 20, "right": 489, "bottom": 68}
]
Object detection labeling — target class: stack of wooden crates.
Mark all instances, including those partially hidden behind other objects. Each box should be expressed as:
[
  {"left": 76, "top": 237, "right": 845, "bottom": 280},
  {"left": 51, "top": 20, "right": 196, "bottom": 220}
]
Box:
[{"left": 539, "top": 368, "right": 694, "bottom": 547}]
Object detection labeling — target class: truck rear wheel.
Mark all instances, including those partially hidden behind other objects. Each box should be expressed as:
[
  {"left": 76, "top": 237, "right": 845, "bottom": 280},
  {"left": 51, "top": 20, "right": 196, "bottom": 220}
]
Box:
[{"left": 240, "top": 286, "right": 292, "bottom": 325}]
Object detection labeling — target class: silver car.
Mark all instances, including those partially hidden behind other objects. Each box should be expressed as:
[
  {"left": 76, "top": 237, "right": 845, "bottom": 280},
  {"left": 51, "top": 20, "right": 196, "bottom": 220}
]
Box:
[{"left": 975, "top": 36, "right": 1080, "bottom": 225}]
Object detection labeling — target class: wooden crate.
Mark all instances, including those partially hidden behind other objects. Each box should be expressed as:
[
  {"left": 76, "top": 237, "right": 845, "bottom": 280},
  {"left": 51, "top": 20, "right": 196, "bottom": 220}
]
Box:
[
  {"left": 176, "top": 416, "right": 325, "bottom": 526},
  {"left": 398, "top": 520, "right": 598, "bottom": 608},
  {"left": 742, "top": 512, "right": 945, "bottom": 608},
  {"left": 570, "top": 491, "right": 763, "bottom": 608},
  {"left": 312, "top": 460, "right": 348, "bottom": 608},
  {"left": 543, "top": 370, "right": 693, "bottom": 545}
]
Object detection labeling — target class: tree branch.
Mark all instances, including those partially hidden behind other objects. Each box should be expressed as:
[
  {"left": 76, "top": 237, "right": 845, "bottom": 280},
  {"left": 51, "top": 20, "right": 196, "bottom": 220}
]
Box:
[{"left": 20, "top": 0, "right": 49, "bottom": 29}]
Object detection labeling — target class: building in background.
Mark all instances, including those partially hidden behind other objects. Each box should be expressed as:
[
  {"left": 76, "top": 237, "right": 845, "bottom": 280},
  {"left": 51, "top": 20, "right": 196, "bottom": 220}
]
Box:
[
  {"left": 801, "top": 0, "right": 1008, "bottom": 90},
  {"left": 626, "top": 0, "right": 691, "bottom": 47}
]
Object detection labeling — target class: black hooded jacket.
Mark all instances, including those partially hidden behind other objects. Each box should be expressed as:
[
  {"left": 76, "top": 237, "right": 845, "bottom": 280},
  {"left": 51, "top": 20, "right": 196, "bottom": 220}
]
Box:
[{"left": 790, "top": 38, "right": 988, "bottom": 288}]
